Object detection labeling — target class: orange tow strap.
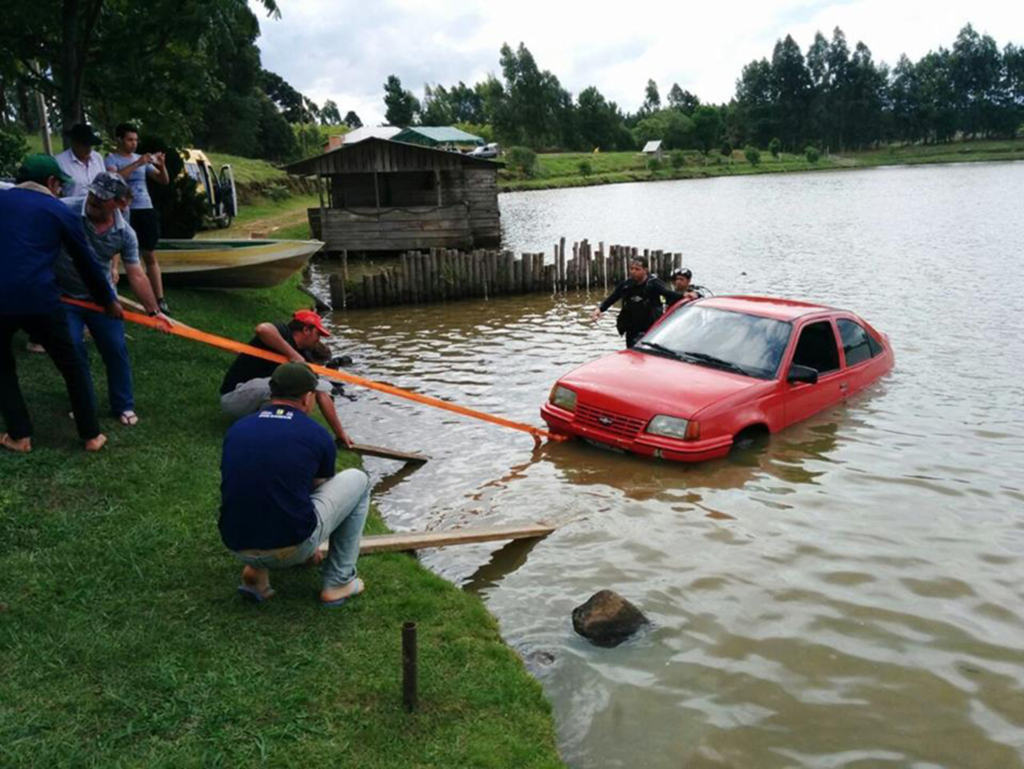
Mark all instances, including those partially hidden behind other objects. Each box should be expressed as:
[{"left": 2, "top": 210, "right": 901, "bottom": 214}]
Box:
[{"left": 62, "top": 298, "right": 566, "bottom": 444}]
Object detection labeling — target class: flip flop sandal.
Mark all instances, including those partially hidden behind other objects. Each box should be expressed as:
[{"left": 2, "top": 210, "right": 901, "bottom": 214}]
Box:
[
  {"left": 118, "top": 411, "right": 139, "bottom": 426},
  {"left": 322, "top": 578, "right": 364, "bottom": 607},
  {"left": 237, "top": 584, "right": 275, "bottom": 603}
]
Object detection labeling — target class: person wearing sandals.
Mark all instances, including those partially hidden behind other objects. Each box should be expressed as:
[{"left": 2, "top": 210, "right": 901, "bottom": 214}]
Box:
[
  {"left": 219, "top": 362, "right": 370, "bottom": 605},
  {"left": 56, "top": 173, "right": 173, "bottom": 427}
]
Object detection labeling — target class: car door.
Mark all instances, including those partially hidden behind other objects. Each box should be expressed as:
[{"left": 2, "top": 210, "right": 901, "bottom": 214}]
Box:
[
  {"left": 836, "top": 317, "right": 885, "bottom": 397},
  {"left": 782, "top": 318, "right": 846, "bottom": 427}
]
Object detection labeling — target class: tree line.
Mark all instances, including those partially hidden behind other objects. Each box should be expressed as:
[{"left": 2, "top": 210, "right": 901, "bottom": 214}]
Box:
[
  {"left": 0, "top": 0, "right": 363, "bottom": 166},
  {"left": 386, "top": 24, "right": 1023, "bottom": 154}
]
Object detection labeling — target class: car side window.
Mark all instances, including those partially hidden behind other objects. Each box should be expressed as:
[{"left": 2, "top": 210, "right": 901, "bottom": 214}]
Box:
[
  {"left": 837, "top": 319, "right": 874, "bottom": 366},
  {"left": 791, "top": 321, "right": 840, "bottom": 374}
]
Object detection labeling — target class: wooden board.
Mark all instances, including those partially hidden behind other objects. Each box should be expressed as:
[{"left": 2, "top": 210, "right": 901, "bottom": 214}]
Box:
[
  {"left": 350, "top": 442, "right": 428, "bottom": 464},
  {"left": 318, "top": 523, "right": 557, "bottom": 555}
]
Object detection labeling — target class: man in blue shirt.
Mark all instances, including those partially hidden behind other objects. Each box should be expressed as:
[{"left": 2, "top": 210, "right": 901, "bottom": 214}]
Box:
[
  {"left": 0, "top": 155, "right": 123, "bottom": 453},
  {"left": 219, "top": 362, "right": 370, "bottom": 605}
]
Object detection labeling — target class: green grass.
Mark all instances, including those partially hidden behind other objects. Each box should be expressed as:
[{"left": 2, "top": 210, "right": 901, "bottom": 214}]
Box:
[
  {"left": 499, "top": 139, "right": 1024, "bottom": 191},
  {"left": 205, "top": 152, "right": 288, "bottom": 185},
  {"left": 0, "top": 278, "right": 562, "bottom": 768}
]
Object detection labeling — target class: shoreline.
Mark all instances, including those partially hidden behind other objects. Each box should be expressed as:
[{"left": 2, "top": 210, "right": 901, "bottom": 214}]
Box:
[
  {"left": 0, "top": 277, "right": 563, "bottom": 767},
  {"left": 497, "top": 140, "right": 1024, "bottom": 193}
]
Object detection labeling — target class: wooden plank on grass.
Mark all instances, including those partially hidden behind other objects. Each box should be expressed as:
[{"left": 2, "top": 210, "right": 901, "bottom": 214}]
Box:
[
  {"left": 350, "top": 443, "right": 429, "bottom": 464},
  {"left": 354, "top": 523, "right": 556, "bottom": 555}
]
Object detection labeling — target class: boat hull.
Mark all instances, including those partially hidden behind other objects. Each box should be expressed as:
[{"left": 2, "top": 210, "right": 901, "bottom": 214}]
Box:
[{"left": 148, "top": 239, "right": 325, "bottom": 289}]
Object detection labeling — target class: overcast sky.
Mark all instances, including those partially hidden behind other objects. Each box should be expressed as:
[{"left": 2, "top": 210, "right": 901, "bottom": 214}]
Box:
[{"left": 252, "top": 0, "right": 1023, "bottom": 126}]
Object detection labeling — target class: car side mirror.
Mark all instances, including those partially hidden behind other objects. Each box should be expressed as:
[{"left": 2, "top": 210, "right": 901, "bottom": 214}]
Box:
[{"left": 787, "top": 364, "right": 819, "bottom": 385}]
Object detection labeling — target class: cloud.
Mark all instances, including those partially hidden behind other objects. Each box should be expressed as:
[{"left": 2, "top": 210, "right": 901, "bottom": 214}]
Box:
[{"left": 253, "top": 0, "right": 1023, "bottom": 124}]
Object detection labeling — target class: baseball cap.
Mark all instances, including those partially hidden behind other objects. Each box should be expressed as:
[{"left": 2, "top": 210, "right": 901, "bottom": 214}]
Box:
[
  {"left": 671, "top": 268, "right": 692, "bottom": 280},
  {"left": 16, "top": 154, "right": 72, "bottom": 185},
  {"left": 293, "top": 309, "right": 331, "bottom": 337},
  {"left": 87, "top": 172, "right": 130, "bottom": 201},
  {"left": 67, "top": 123, "right": 103, "bottom": 146},
  {"left": 269, "top": 362, "right": 319, "bottom": 398}
]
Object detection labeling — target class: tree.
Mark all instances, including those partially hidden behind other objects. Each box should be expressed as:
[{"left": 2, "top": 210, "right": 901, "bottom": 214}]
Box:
[
  {"left": 768, "top": 137, "right": 782, "bottom": 157},
  {"left": 632, "top": 109, "right": 694, "bottom": 149},
  {"left": 383, "top": 74, "right": 419, "bottom": 126},
  {"left": 691, "top": 105, "right": 722, "bottom": 152},
  {"left": 576, "top": 85, "right": 628, "bottom": 150},
  {"left": 744, "top": 145, "right": 761, "bottom": 165},
  {"left": 951, "top": 24, "right": 1003, "bottom": 137},
  {"left": 667, "top": 84, "right": 700, "bottom": 113},
  {"left": 735, "top": 58, "right": 775, "bottom": 148},
  {"left": 343, "top": 110, "right": 362, "bottom": 128},
  {"left": 641, "top": 79, "right": 661, "bottom": 115},
  {"left": 770, "top": 34, "right": 813, "bottom": 150},
  {"left": 320, "top": 99, "right": 342, "bottom": 125}
]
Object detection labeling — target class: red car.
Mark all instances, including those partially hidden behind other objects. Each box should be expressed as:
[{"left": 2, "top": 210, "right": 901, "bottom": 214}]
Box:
[{"left": 541, "top": 296, "right": 894, "bottom": 462}]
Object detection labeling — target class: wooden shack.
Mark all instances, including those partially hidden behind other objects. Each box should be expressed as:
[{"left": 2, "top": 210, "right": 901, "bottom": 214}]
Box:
[{"left": 284, "top": 138, "right": 501, "bottom": 253}]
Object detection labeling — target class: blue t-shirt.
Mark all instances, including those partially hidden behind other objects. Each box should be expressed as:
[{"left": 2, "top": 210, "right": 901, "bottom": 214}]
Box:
[
  {"left": 219, "top": 404, "right": 337, "bottom": 551},
  {"left": 0, "top": 186, "right": 115, "bottom": 314},
  {"left": 54, "top": 196, "right": 140, "bottom": 300},
  {"left": 105, "top": 152, "right": 154, "bottom": 209}
]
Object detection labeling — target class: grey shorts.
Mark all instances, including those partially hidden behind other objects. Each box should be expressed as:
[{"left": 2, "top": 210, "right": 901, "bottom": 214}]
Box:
[{"left": 220, "top": 376, "right": 333, "bottom": 419}]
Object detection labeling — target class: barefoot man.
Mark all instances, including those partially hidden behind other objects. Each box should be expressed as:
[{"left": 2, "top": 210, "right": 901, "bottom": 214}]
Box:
[
  {"left": 218, "top": 362, "right": 370, "bottom": 605},
  {"left": 0, "top": 155, "right": 123, "bottom": 453}
]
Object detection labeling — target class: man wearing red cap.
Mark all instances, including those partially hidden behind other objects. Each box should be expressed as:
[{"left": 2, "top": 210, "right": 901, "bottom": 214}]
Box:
[{"left": 219, "top": 310, "right": 352, "bottom": 447}]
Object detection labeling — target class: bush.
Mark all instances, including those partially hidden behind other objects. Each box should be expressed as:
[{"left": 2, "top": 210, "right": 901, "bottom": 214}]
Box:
[
  {"left": 743, "top": 145, "right": 761, "bottom": 166},
  {"left": 671, "top": 151, "right": 686, "bottom": 169},
  {"left": 646, "top": 157, "right": 663, "bottom": 172},
  {"left": 0, "top": 126, "right": 29, "bottom": 179},
  {"left": 768, "top": 137, "right": 781, "bottom": 158},
  {"left": 505, "top": 146, "right": 537, "bottom": 178},
  {"left": 577, "top": 159, "right": 592, "bottom": 177},
  {"left": 266, "top": 183, "right": 292, "bottom": 202},
  {"left": 720, "top": 141, "right": 733, "bottom": 157},
  {"left": 805, "top": 145, "right": 821, "bottom": 163}
]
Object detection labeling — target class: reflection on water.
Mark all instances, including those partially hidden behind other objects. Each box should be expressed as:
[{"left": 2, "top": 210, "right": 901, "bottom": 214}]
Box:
[{"left": 313, "top": 162, "right": 1024, "bottom": 768}]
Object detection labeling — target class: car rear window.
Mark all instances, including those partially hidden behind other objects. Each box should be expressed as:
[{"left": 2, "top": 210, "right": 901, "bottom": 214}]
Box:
[{"left": 644, "top": 306, "right": 792, "bottom": 379}]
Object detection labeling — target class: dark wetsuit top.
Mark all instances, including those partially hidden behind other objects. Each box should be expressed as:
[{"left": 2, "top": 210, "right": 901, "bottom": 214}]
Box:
[{"left": 599, "top": 275, "right": 685, "bottom": 338}]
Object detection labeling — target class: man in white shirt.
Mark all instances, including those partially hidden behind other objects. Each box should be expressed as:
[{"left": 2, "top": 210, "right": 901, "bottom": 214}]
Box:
[{"left": 54, "top": 124, "right": 107, "bottom": 198}]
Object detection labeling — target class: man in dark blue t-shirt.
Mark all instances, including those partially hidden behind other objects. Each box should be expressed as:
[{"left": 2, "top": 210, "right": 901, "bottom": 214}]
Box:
[{"left": 219, "top": 362, "right": 370, "bottom": 605}]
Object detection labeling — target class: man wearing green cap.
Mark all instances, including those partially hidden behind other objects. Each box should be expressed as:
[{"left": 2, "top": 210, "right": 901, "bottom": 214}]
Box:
[
  {"left": 219, "top": 362, "right": 370, "bottom": 605},
  {"left": 0, "top": 154, "right": 123, "bottom": 453}
]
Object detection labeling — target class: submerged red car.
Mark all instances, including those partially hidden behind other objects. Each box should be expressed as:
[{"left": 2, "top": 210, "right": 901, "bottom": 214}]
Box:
[{"left": 541, "top": 296, "right": 894, "bottom": 462}]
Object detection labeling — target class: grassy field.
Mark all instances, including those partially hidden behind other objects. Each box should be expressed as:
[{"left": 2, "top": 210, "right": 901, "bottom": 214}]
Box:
[
  {"left": 0, "top": 278, "right": 563, "bottom": 767},
  {"left": 498, "top": 139, "right": 1024, "bottom": 191}
]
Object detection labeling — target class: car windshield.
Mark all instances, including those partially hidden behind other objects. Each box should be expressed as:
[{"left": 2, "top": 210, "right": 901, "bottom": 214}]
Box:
[{"left": 642, "top": 306, "right": 792, "bottom": 379}]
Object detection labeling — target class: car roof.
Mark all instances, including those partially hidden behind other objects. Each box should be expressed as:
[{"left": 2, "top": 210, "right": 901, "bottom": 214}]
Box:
[{"left": 697, "top": 295, "right": 837, "bottom": 321}]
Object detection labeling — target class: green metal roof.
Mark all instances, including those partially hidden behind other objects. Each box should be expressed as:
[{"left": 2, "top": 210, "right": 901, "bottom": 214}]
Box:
[{"left": 392, "top": 126, "right": 485, "bottom": 146}]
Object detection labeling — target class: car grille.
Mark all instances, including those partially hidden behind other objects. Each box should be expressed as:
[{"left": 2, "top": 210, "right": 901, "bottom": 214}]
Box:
[{"left": 575, "top": 403, "right": 645, "bottom": 439}]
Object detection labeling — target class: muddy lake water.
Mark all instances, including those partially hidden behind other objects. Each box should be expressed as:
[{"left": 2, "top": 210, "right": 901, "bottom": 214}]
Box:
[{"left": 310, "top": 161, "right": 1024, "bottom": 768}]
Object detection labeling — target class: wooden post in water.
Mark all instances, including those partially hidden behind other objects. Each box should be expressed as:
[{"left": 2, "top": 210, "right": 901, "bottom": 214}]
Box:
[
  {"left": 341, "top": 250, "right": 349, "bottom": 309},
  {"left": 558, "top": 237, "right": 566, "bottom": 292}
]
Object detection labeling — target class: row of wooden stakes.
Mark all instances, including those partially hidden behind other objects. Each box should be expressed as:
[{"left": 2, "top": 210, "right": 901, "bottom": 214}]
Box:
[{"left": 327, "top": 240, "right": 688, "bottom": 309}]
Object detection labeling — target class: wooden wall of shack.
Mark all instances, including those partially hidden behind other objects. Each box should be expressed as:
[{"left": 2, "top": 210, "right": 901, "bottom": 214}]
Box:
[{"left": 295, "top": 139, "right": 500, "bottom": 252}]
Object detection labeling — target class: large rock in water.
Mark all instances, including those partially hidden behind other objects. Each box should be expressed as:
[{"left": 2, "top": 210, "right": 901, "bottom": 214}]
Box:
[{"left": 572, "top": 590, "right": 648, "bottom": 647}]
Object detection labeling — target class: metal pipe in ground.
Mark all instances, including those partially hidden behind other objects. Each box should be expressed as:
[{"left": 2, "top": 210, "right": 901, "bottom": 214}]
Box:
[{"left": 402, "top": 621, "right": 418, "bottom": 711}]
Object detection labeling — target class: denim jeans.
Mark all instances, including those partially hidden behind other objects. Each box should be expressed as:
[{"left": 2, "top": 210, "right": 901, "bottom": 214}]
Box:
[
  {"left": 64, "top": 303, "right": 134, "bottom": 415},
  {"left": 232, "top": 468, "right": 371, "bottom": 589},
  {"left": 221, "top": 376, "right": 332, "bottom": 420}
]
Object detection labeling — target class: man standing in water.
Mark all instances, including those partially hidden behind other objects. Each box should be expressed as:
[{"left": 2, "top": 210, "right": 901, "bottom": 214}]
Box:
[
  {"left": 219, "top": 362, "right": 370, "bottom": 605},
  {"left": 592, "top": 256, "right": 684, "bottom": 348},
  {"left": 106, "top": 123, "right": 170, "bottom": 314},
  {"left": 670, "top": 268, "right": 708, "bottom": 301}
]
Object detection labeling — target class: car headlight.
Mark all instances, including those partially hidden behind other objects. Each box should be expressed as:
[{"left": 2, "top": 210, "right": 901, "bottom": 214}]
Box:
[
  {"left": 646, "top": 415, "right": 698, "bottom": 440},
  {"left": 549, "top": 385, "right": 577, "bottom": 412}
]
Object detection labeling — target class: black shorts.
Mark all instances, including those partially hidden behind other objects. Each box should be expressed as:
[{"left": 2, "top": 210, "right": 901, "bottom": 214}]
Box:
[{"left": 130, "top": 208, "right": 160, "bottom": 251}]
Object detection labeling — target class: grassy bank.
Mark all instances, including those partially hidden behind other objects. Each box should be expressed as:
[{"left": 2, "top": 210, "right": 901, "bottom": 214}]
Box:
[
  {"left": 499, "top": 139, "right": 1024, "bottom": 191},
  {"left": 0, "top": 278, "right": 562, "bottom": 767}
]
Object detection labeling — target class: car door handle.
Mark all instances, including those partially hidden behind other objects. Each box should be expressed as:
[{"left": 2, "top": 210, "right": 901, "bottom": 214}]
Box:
[{"left": 839, "top": 381, "right": 849, "bottom": 391}]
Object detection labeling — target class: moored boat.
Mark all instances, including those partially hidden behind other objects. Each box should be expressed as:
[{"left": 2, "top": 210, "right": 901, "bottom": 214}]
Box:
[{"left": 148, "top": 239, "right": 324, "bottom": 289}]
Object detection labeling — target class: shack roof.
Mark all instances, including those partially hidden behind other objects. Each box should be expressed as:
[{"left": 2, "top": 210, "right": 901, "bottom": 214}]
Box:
[
  {"left": 642, "top": 140, "right": 663, "bottom": 153},
  {"left": 283, "top": 137, "right": 501, "bottom": 176},
  {"left": 391, "top": 126, "right": 485, "bottom": 146},
  {"left": 341, "top": 125, "right": 402, "bottom": 144}
]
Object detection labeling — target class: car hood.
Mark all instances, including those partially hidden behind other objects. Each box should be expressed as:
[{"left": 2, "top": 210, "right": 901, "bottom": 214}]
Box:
[{"left": 559, "top": 350, "right": 760, "bottom": 418}]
